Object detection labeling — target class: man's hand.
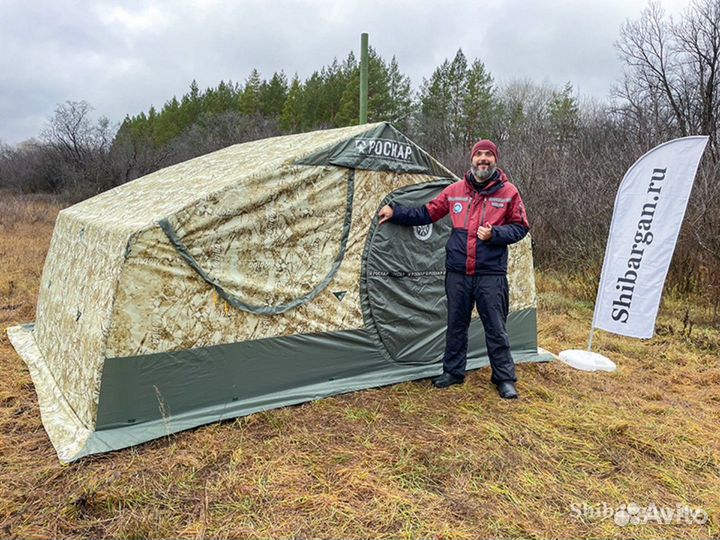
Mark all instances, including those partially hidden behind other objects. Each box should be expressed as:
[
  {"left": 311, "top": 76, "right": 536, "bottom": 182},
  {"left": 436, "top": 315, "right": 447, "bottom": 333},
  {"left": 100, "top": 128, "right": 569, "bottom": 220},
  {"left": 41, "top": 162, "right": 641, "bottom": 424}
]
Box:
[
  {"left": 477, "top": 222, "right": 492, "bottom": 241},
  {"left": 378, "top": 205, "right": 394, "bottom": 225}
]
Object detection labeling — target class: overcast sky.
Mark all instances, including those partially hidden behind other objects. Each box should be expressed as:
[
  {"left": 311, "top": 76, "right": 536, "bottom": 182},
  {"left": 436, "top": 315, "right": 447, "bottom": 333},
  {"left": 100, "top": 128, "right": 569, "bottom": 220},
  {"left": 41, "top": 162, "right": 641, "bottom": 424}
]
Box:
[{"left": 0, "top": 0, "right": 690, "bottom": 145}]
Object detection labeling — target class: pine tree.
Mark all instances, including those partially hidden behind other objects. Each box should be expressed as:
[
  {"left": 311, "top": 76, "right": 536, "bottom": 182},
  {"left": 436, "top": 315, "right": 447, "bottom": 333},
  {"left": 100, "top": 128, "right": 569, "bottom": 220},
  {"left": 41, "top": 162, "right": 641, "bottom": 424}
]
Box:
[
  {"left": 179, "top": 80, "right": 202, "bottom": 128},
  {"left": 302, "top": 71, "right": 327, "bottom": 128},
  {"left": 548, "top": 82, "right": 580, "bottom": 150},
  {"left": 367, "top": 49, "right": 392, "bottom": 122},
  {"left": 260, "top": 71, "right": 288, "bottom": 117},
  {"left": 321, "top": 59, "right": 348, "bottom": 127},
  {"left": 464, "top": 59, "right": 496, "bottom": 145},
  {"left": 155, "top": 97, "right": 184, "bottom": 145},
  {"left": 418, "top": 50, "right": 498, "bottom": 153},
  {"left": 386, "top": 55, "right": 415, "bottom": 132},
  {"left": 417, "top": 59, "right": 452, "bottom": 153},
  {"left": 342, "top": 51, "right": 357, "bottom": 76},
  {"left": 205, "top": 80, "right": 240, "bottom": 114},
  {"left": 446, "top": 49, "right": 469, "bottom": 146},
  {"left": 336, "top": 47, "right": 392, "bottom": 126},
  {"left": 239, "top": 69, "right": 263, "bottom": 116},
  {"left": 280, "top": 75, "right": 304, "bottom": 133}
]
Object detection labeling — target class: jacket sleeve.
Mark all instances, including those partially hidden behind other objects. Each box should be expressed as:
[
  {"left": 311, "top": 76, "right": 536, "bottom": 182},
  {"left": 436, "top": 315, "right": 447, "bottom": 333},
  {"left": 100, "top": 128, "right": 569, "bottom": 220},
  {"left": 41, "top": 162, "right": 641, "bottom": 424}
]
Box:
[
  {"left": 488, "top": 190, "right": 529, "bottom": 245},
  {"left": 390, "top": 188, "right": 450, "bottom": 226}
]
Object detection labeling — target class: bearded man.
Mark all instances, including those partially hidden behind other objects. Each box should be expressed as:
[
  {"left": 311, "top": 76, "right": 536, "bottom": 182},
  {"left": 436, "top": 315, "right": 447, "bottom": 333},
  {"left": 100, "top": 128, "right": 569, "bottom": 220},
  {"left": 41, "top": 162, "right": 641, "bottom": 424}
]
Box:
[{"left": 377, "top": 140, "right": 529, "bottom": 399}]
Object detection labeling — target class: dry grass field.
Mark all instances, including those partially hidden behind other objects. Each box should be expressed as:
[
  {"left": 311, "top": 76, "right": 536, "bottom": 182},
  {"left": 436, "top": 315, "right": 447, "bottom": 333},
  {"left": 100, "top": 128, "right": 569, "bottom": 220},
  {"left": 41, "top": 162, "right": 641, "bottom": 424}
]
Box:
[{"left": 1, "top": 190, "right": 718, "bottom": 539}]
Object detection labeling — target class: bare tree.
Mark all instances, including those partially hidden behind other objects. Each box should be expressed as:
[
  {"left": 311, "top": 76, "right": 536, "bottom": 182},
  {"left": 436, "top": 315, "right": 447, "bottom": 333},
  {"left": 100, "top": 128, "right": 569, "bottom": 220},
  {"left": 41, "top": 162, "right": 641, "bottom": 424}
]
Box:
[
  {"left": 615, "top": 0, "right": 720, "bottom": 159},
  {"left": 42, "top": 101, "right": 109, "bottom": 164},
  {"left": 675, "top": 0, "right": 720, "bottom": 155},
  {"left": 39, "top": 100, "right": 117, "bottom": 195}
]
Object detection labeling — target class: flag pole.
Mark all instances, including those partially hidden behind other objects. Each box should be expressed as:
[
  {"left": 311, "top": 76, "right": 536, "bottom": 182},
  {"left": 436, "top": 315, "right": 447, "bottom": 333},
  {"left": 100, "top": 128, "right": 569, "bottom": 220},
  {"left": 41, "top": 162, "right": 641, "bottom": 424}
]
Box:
[{"left": 359, "top": 33, "right": 368, "bottom": 125}]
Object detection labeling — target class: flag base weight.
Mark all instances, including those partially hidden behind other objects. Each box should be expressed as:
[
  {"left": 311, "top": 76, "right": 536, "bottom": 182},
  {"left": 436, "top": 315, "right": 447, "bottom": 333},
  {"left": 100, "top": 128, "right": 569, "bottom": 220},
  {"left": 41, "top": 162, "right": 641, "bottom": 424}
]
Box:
[{"left": 559, "top": 350, "right": 616, "bottom": 372}]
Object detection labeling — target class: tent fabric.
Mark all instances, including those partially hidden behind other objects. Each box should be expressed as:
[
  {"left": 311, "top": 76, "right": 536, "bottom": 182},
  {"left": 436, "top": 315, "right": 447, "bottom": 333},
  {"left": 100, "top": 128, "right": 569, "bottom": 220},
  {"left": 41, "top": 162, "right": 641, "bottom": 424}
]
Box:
[
  {"left": 6, "top": 324, "right": 93, "bottom": 462},
  {"left": 157, "top": 167, "right": 356, "bottom": 315},
  {"left": 7, "top": 122, "right": 548, "bottom": 462},
  {"left": 9, "top": 312, "right": 551, "bottom": 462}
]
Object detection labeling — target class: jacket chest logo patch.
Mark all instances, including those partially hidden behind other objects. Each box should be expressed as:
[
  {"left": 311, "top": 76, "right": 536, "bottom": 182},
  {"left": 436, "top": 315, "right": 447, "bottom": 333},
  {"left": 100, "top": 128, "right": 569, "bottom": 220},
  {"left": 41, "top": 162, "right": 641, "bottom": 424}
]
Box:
[
  {"left": 414, "top": 223, "right": 433, "bottom": 241},
  {"left": 491, "top": 202, "right": 505, "bottom": 208},
  {"left": 453, "top": 202, "right": 463, "bottom": 214}
]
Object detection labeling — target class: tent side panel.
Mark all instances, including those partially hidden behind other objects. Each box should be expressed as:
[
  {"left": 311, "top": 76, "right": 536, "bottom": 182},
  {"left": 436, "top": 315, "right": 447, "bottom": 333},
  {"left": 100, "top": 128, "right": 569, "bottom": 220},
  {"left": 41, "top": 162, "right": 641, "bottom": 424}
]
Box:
[
  {"left": 33, "top": 211, "right": 130, "bottom": 430},
  {"left": 84, "top": 308, "right": 548, "bottom": 459},
  {"left": 104, "top": 169, "right": 447, "bottom": 358},
  {"left": 160, "top": 165, "right": 352, "bottom": 311}
]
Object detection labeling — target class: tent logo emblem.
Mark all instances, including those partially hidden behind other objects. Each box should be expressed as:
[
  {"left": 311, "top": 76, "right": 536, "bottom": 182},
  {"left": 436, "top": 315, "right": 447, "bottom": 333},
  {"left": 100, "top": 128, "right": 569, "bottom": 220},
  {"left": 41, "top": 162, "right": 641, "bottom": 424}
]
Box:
[
  {"left": 355, "top": 140, "right": 367, "bottom": 153},
  {"left": 353, "top": 138, "right": 413, "bottom": 162},
  {"left": 414, "top": 223, "right": 433, "bottom": 241}
]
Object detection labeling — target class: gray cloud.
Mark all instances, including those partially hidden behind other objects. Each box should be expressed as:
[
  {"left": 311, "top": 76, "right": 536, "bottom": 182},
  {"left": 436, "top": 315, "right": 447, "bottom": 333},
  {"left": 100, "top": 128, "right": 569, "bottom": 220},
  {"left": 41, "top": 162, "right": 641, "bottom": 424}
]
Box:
[{"left": 0, "top": 0, "right": 689, "bottom": 144}]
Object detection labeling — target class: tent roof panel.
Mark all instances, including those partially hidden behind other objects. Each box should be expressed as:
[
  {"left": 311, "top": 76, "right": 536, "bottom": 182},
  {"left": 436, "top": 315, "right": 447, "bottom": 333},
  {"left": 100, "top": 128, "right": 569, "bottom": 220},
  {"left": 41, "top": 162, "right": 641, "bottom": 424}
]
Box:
[{"left": 61, "top": 123, "right": 382, "bottom": 231}]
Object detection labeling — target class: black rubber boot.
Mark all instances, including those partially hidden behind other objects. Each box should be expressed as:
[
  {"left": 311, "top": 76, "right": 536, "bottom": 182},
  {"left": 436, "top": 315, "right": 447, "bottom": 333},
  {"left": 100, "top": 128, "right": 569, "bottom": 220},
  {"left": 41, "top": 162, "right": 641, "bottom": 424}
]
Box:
[
  {"left": 433, "top": 373, "right": 465, "bottom": 389},
  {"left": 497, "top": 381, "right": 519, "bottom": 399}
]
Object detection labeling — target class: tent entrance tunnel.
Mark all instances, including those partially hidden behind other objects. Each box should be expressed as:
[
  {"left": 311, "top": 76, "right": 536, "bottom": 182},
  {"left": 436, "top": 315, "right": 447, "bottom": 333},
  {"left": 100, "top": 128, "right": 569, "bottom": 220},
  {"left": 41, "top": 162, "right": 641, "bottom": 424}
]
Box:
[
  {"left": 364, "top": 181, "right": 455, "bottom": 365},
  {"left": 7, "top": 122, "right": 553, "bottom": 462}
]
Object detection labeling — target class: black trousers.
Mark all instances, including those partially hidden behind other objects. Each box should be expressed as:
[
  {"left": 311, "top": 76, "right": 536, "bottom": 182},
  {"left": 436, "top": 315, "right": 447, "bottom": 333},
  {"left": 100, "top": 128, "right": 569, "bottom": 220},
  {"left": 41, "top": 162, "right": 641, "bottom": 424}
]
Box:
[{"left": 441, "top": 271, "right": 517, "bottom": 384}]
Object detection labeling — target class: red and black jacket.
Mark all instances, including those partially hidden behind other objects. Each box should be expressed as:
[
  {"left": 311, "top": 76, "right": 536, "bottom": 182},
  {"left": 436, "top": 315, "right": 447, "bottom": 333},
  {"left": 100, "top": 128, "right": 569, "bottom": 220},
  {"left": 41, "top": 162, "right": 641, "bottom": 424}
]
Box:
[{"left": 391, "top": 169, "right": 529, "bottom": 275}]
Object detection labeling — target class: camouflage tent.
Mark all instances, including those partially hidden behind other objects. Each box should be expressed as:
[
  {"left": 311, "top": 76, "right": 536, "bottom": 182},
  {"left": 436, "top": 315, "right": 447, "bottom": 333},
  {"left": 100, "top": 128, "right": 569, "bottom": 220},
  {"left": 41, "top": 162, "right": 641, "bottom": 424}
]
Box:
[{"left": 7, "top": 122, "right": 552, "bottom": 462}]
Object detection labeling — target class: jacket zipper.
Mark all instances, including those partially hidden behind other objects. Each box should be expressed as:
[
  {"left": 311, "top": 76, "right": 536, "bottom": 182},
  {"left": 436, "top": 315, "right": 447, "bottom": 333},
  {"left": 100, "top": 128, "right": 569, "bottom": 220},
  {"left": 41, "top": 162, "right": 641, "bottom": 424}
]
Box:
[
  {"left": 464, "top": 194, "right": 477, "bottom": 229},
  {"left": 480, "top": 198, "right": 487, "bottom": 227}
]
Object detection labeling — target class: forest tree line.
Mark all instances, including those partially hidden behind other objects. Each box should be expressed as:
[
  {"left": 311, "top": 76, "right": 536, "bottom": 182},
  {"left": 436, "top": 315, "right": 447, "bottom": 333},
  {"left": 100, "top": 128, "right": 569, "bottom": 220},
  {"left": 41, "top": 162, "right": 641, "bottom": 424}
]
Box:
[{"left": 1, "top": 0, "right": 719, "bottom": 302}]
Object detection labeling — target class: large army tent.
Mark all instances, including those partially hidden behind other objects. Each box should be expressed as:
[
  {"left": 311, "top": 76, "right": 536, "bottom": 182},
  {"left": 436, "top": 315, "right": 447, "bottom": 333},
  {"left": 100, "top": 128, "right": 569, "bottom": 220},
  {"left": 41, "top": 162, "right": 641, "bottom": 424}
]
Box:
[{"left": 7, "top": 122, "right": 552, "bottom": 462}]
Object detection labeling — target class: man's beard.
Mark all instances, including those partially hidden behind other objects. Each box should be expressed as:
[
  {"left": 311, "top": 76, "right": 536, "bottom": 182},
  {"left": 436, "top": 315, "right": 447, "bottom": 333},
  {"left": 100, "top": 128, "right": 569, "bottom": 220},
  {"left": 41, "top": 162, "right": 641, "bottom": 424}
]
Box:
[{"left": 472, "top": 164, "right": 496, "bottom": 181}]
